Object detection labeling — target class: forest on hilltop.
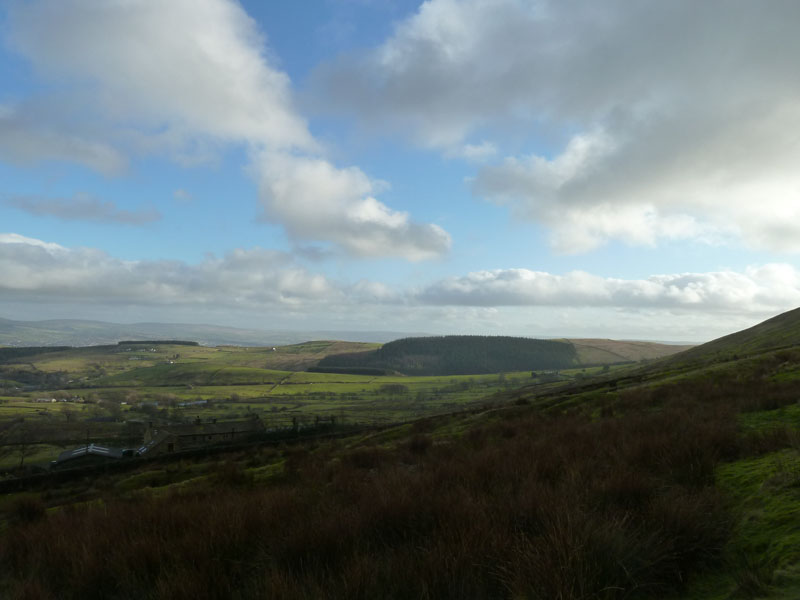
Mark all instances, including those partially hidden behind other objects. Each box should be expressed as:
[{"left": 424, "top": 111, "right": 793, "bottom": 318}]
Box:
[{"left": 316, "top": 335, "right": 578, "bottom": 375}]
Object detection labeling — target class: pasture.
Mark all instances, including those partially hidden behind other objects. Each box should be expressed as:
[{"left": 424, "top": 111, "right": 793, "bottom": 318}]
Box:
[{"left": 0, "top": 339, "right": 630, "bottom": 470}]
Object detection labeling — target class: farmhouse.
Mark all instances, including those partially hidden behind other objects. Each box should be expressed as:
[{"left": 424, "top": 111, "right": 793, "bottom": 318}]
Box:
[
  {"left": 137, "top": 415, "right": 265, "bottom": 457},
  {"left": 51, "top": 443, "right": 133, "bottom": 470}
]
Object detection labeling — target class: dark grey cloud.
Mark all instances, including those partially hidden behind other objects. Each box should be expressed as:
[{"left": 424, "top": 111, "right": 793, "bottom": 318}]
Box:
[
  {"left": 314, "top": 0, "right": 800, "bottom": 145},
  {"left": 5, "top": 193, "right": 161, "bottom": 226},
  {"left": 0, "top": 104, "right": 126, "bottom": 174}
]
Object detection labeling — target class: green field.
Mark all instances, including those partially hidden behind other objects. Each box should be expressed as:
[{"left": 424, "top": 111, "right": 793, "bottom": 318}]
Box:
[{"left": 1, "top": 340, "right": 590, "bottom": 469}]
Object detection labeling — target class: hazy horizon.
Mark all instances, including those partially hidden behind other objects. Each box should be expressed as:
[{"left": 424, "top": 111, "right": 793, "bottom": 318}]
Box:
[{"left": 0, "top": 314, "right": 707, "bottom": 346}]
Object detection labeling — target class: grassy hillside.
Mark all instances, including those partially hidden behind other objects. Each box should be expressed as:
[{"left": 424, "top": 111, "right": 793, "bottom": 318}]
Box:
[
  {"left": 95, "top": 363, "right": 290, "bottom": 387},
  {"left": 0, "top": 340, "right": 380, "bottom": 384},
  {"left": 569, "top": 338, "right": 693, "bottom": 364},
  {"left": 665, "top": 307, "right": 800, "bottom": 367},
  {"left": 0, "top": 338, "right": 554, "bottom": 468}
]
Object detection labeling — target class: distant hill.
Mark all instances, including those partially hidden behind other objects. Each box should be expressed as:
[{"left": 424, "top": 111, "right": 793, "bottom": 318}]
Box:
[
  {"left": 316, "top": 335, "right": 691, "bottom": 376},
  {"left": 0, "top": 317, "right": 423, "bottom": 347},
  {"left": 316, "top": 335, "right": 579, "bottom": 375},
  {"left": 0, "top": 340, "right": 383, "bottom": 389},
  {"left": 568, "top": 338, "right": 693, "bottom": 364},
  {"left": 663, "top": 306, "right": 800, "bottom": 367}
]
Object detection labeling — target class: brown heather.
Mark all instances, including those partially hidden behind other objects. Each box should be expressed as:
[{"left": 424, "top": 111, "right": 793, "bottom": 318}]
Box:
[{"left": 4, "top": 373, "right": 800, "bottom": 599}]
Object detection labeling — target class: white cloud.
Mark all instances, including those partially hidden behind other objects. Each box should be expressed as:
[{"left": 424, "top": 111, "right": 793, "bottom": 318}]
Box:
[
  {"left": 254, "top": 152, "right": 451, "bottom": 260},
  {"left": 474, "top": 109, "right": 800, "bottom": 252},
  {"left": 6, "top": 0, "right": 314, "bottom": 152},
  {"left": 314, "top": 0, "right": 800, "bottom": 252},
  {"left": 0, "top": 233, "right": 67, "bottom": 253},
  {"left": 444, "top": 141, "right": 497, "bottom": 163},
  {"left": 3, "top": 0, "right": 448, "bottom": 260}
]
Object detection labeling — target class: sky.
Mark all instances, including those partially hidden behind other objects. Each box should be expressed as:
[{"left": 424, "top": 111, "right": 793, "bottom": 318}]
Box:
[{"left": 2, "top": 0, "right": 800, "bottom": 342}]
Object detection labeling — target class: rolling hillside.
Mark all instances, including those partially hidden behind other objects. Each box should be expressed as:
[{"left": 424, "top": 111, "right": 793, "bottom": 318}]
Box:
[
  {"left": 568, "top": 338, "right": 692, "bottom": 364},
  {"left": 0, "top": 340, "right": 380, "bottom": 388}
]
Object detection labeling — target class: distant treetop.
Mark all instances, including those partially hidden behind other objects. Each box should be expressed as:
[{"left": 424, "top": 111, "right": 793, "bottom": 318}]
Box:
[
  {"left": 317, "top": 335, "right": 577, "bottom": 375},
  {"left": 117, "top": 340, "right": 200, "bottom": 346}
]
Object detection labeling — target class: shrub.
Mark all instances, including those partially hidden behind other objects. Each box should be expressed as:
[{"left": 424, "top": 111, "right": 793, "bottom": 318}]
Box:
[
  {"left": 9, "top": 496, "right": 46, "bottom": 524},
  {"left": 213, "top": 461, "right": 253, "bottom": 487},
  {"left": 406, "top": 434, "right": 432, "bottom": 455}
]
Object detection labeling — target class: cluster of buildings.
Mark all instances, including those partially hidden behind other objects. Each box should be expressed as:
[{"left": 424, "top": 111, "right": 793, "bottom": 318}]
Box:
[
  {"left": 51, "top": 415, "right": 265, "bottom": 469},
  {"left": 33, "top": 396, "right": 83, "bottom": 403}
]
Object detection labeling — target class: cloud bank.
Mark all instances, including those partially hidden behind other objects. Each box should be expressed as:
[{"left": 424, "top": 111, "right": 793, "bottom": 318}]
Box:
[
  {"left": 2, "top": 234, "right": 798, "bottom": 325},
  {"left": 418, "top": 266, "right": 800, "bottom": 314},
  {"left": 0, "top": 234, "right": 341, "bottom": 310}
]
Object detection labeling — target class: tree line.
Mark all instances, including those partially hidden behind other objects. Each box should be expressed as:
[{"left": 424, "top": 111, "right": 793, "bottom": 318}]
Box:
[{"left": 317, "top": 335, "right": 577, "bottom": 375}]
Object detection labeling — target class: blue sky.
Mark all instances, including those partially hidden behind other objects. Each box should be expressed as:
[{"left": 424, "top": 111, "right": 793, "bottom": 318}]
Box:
[{"left": 2, "top": 0, "right": 800, "bottom": 342}]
